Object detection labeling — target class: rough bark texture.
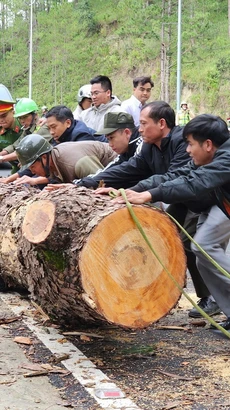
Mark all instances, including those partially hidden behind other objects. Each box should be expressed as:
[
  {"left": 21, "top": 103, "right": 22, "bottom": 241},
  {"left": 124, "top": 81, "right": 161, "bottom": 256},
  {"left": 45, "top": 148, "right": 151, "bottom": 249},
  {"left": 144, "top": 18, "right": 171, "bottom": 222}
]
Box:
[{"left": 0, "top": 184, "right": 186, "bottom": 329}]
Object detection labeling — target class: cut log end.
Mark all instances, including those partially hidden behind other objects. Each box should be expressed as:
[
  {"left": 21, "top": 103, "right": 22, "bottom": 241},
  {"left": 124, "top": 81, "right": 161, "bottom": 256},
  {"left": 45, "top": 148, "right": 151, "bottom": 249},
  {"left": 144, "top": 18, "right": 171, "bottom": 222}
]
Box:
[
  {"left": 2, "top": 187, "right": 186, "bottom": 329},
  {"left": 22, "top": 200, "right": 56, "bottom": 244},
  {"left": 79, "top": 206, "right": 186, "bottom": 329}
]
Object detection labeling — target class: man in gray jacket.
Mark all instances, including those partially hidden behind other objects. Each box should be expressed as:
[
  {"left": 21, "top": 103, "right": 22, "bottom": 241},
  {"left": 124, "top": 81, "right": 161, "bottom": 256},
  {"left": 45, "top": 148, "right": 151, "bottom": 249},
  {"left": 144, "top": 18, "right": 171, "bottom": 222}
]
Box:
[{"left": 79, "top": 75, "right": 123, "bottom": 132}]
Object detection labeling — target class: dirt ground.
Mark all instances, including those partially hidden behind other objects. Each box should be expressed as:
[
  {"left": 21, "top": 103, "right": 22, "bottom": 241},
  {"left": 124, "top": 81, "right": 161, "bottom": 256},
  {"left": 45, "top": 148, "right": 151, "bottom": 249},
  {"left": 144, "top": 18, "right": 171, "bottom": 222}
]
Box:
[
  {"left": 1, "top": 275, "right": 230, "bottom": 410},
  {"left": 71, "top": 286, "right": 230, "bottom": 410}
]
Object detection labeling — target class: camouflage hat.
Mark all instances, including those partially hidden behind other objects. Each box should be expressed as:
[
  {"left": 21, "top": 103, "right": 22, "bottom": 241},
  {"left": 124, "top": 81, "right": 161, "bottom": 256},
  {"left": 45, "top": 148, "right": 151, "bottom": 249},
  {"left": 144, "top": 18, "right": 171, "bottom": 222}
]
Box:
[{"left": 95, "top": 112, "right": 135, "bottom": 135}]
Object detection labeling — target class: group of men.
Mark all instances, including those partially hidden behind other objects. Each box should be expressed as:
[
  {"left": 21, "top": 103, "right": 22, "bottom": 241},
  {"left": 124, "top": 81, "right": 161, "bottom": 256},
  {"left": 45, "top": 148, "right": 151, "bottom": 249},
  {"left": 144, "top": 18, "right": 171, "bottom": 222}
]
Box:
[{"left": 1, "top": 75, "right": 230, "bottom": 333}]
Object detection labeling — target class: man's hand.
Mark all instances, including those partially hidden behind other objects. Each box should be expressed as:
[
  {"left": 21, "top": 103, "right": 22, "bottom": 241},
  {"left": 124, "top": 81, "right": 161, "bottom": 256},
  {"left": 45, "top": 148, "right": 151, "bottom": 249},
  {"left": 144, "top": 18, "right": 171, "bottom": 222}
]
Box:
[
  {"left": 0, "top": 177, "right": 10, "bottom": 184},
  {"left": 94, "top": 187, "right": 120, "bottom": 196},
  {"left": 0, "top": 173, "right": 19, "bottom": 184},
  {"left": 0, "top": 150, "right": 8, "bottom": 157},
  {"left": 113, "top": 189, "right": 152, "bottom": 204},
  {"left": 13, "top": 176, "right": 39, "bottom": 186},
  {"left": 43, "top": 183, "right": 72, "bottom": 192}
]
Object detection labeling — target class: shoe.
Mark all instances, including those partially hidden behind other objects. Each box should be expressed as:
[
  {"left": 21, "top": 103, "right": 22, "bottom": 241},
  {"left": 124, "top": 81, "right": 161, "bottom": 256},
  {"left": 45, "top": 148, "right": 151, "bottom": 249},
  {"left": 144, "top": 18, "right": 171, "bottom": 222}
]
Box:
[
  {"left": 210, "top": 317, "right": 230, "bottom": 330},
  {"left": 188, "top": 297, "right": 221, "bottom": 318}
]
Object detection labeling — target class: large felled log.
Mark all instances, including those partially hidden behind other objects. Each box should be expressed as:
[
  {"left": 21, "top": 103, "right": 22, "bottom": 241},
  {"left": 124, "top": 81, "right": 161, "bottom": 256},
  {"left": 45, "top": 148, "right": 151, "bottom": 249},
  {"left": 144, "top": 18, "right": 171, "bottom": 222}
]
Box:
[{"left": 0, "top": 185, "right": 186, "bottom": 329}]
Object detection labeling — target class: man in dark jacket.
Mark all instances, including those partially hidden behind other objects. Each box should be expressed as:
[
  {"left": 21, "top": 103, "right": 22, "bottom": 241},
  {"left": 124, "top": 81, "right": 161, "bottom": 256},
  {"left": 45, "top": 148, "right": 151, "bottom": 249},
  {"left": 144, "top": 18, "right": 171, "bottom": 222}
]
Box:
[
  {"left": 77, "top": 101, "right": 189, "bottom": 189},
  {"left": 74, "top": 111, "right": 143, "bottom": 180},
  {"left": 110, "top": 114, "right": 230, "bottom": 330},
  {"left": 77, "top": 101, "right": 219, "bottom": 318},
  {"left": 45, "top": 111, "right": 143, "bottom": 188},
  {"left": 45, "top": 105, "right": 107, "bottom": 144}
]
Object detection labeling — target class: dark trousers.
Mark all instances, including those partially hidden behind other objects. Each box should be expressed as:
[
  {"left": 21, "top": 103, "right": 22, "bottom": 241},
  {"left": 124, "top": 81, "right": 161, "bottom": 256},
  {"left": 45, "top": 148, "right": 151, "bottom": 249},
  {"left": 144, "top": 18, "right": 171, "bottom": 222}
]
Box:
[{"left": 166, "top": 203, "right": 210, "bottom": 298}]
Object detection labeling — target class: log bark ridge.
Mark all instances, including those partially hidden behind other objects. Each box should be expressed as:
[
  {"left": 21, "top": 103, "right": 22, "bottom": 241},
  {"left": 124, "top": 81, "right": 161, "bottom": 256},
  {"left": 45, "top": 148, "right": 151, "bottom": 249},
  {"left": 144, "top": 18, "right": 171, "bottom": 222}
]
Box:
[{"left": 0, "top": 185, "right": 186, "bottom": 329}]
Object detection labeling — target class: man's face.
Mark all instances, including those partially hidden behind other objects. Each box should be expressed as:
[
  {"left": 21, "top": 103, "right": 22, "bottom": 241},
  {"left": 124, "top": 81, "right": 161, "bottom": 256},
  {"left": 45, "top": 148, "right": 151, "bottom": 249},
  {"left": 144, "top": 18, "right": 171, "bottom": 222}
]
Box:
[
  {"left": 91, "top": 83, "right": 111, "bottom": 108},
  {"left": 29, "top": 157, "right": 46, "bottom": 176},
  {"left": 46, "top": 116, "right": 71, "bottom": 142},
  {"left": 18, "top": 113, "right": 33, "bottom": 129},
  {"left": 133, "top": 82, "right": 152, "bottom": 105},
  {"left": 81, "top": 98, "right": 92, "bottom": 110},
  {"left": 181, "top": 104, "right": 188, "bottom": 111},
  {"left": 139, "top": 106, "right": 164, "bottom": 144},
  {"left": 106, "top": 129, "right": 131, "bottom": 154},
  {"left": 186, "top": 134, "right": 213, "bottom": 166},
  {"left": 0, "top": 109, "right": 15, "bottom": 129}
]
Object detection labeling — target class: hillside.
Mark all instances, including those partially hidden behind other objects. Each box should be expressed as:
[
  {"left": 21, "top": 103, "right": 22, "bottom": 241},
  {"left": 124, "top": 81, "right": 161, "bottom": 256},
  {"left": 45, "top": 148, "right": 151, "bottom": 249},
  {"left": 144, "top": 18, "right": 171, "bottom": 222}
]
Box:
[{"left": 0, "top": 0, "right": 229, "bottom": 118}]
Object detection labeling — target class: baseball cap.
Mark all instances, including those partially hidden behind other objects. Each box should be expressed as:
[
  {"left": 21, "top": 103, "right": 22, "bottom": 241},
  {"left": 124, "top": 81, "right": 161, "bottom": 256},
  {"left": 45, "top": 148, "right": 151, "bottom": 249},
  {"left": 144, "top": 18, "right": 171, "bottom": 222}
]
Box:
[{"left": 95, "top": 112, "right": 135, "bottom": 135}]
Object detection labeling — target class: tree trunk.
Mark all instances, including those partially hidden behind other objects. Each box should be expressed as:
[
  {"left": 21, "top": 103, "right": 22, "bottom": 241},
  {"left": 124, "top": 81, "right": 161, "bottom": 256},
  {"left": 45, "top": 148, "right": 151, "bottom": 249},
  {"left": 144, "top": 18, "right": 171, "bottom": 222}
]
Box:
[{"left": 0, "top": 185, "right": 186, "bottom": 329}]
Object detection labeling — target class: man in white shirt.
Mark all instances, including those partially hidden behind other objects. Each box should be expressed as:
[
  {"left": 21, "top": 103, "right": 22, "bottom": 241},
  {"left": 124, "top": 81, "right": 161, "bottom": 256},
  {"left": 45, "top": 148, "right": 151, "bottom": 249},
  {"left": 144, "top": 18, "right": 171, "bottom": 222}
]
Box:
[{"left": 121, "top": 76, "right": 154, "bottom": 126}]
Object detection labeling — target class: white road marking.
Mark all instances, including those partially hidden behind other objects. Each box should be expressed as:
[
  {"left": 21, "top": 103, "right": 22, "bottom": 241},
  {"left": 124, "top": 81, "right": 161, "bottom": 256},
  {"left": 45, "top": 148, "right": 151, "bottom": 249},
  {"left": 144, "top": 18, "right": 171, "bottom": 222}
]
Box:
[{"left": 0, "top": 293, "right": 141, "bottom": 410}]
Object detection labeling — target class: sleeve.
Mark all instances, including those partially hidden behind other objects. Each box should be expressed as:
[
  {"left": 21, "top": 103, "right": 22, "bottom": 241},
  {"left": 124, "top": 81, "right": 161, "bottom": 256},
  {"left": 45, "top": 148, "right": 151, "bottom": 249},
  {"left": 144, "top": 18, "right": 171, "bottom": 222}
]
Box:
[
  {"left": 131, "top": 162, "right": 194, "bottom": 192},
  {"left": 5, "top": 133, "right": 23, "bottom": 153},
  {"left": 120, "top": 101, "right": 131, "bottom": 115},
  {"left": 149, "top": 157, "right": 230, "bottom": 204},
  {"left": 78, "top": 152, "right": 152, "bottom": 189}
]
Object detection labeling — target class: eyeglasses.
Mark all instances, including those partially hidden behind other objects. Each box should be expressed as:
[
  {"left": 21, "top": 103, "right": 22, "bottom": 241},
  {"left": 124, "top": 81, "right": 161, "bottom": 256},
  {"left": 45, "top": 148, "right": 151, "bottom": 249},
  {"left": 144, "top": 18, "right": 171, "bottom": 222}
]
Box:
[
  {"left": 0, "top": 109, "right": 13, "bottom": 120},
  {"left": 90, "top": 90, "right": 108, "bottom": 97}
]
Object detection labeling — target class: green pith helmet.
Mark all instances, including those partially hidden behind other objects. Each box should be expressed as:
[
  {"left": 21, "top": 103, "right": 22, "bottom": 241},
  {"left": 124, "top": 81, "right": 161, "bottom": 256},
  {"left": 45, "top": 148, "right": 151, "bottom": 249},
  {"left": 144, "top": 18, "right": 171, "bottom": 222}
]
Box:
[
  {"left": 0, "top": 84, "right": 15, "bottom": 103},
  {"left": 14, "top": 98, "right": 38, "bottom": 117},
  {"left": 16, "top": 134, "right": 52, "bottom": 171}
]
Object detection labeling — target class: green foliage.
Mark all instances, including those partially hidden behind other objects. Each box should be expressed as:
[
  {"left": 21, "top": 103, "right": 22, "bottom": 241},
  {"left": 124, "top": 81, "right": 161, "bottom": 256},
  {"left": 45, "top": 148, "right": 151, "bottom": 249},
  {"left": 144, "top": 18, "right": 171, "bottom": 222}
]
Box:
[
  {"left": 0, "top": 0, "right": 229, "bottom": 116},
  {"left": 77, "top": 0, "right": 101, "bottom": 34}
]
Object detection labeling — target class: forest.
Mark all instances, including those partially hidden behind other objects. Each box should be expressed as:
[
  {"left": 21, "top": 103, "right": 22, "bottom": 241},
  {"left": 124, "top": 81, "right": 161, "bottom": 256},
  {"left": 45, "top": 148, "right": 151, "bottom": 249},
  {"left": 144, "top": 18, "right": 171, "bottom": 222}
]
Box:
[{"left": 0, "top": 0, "right": 230, "bottom": 118}]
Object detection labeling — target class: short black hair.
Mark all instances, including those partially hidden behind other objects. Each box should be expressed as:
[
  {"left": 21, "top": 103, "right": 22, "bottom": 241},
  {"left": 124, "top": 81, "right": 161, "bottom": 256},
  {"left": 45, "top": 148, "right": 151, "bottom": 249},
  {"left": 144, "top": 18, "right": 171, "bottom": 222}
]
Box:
[
  {"left": 90, "top": 75, "right": 112, "bottom": 95},
  {"left": 46, "top": 105, "right": 73, "bottom": 122},
  {"left": 133, "top": 76, "right": 154, "bottom": 88},
  {"left": 183, "top": 114, "right": 229, "bottom": 147},
  {"left": 141, "top": 101, "right": 175, "bottom": 129}
]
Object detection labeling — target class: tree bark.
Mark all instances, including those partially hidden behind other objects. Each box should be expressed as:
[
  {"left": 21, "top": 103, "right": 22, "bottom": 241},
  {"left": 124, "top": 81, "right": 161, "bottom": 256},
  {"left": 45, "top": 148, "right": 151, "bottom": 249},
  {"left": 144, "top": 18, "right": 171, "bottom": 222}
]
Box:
[{"left": 0, "top": 185, "right": 186, "bottom": 329}]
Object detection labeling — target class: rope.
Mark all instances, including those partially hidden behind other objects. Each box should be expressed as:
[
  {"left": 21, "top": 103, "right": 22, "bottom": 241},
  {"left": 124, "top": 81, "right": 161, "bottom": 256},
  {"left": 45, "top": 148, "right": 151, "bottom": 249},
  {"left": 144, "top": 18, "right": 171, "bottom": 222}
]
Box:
[{"left": 113, "top": 189, "right": 230, "bottom": 338}]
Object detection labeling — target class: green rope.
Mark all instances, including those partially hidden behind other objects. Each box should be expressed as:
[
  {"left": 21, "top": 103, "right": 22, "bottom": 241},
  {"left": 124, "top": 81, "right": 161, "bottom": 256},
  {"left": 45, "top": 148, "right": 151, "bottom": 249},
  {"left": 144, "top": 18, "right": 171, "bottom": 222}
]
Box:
[{"left": 114, "top": 189, "right": 230, "bottom": 339}]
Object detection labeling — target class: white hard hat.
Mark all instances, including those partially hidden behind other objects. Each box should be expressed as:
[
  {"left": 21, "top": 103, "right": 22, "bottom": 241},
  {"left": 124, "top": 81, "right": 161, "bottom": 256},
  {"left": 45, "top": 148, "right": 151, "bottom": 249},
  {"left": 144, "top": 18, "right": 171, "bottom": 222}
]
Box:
[
  {"left": 0, "top": 84, "right": 15, "bottom": 103},
  {"left": 77, "top": 84, "right": 92, "bottom": 103}
]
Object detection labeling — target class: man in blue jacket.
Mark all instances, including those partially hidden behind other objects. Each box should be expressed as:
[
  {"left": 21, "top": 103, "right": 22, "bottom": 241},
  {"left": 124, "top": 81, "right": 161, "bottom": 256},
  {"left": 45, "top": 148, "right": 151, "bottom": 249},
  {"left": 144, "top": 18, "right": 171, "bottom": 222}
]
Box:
[
  {"left": 107, "top": 114, "right": 230, "bottom": 330},
  {"left": 45, "top": 105, "right": 107, "bottom": 144}
]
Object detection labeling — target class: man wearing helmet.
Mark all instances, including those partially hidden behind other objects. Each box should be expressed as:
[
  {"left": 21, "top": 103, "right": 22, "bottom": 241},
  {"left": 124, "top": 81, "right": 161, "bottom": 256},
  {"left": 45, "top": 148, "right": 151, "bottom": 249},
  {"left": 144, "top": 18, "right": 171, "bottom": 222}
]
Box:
[
  {"left": 176, "top": 101, "right": 193, "bottom": 126},
  {"left": 73, "top": 84, "right": 92, "bottom": 120},
  {"left": 41, "top": 106, "right": 48, "bottom": 117},
  {"left": 0, "top": 98, "right": 51, "bottom": 175},
  {"left": 13, "top": 134, "right": 117, "bottom": 188},
  {"left": 0, "top": 84, "right": 22, "bottom": 173}
]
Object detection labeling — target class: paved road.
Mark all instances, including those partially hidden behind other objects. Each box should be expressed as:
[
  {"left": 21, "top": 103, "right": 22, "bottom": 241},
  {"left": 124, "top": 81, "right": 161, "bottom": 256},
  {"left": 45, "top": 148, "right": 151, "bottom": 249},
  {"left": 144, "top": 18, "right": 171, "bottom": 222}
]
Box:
[
  {"left": 1, "top": 280, "right": 230, "bottom": 410},
  {"left": 0, "top": 163, "right": 12, "bottom": 178}
]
